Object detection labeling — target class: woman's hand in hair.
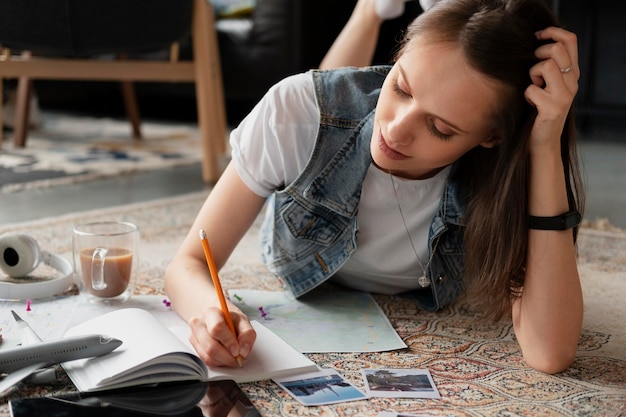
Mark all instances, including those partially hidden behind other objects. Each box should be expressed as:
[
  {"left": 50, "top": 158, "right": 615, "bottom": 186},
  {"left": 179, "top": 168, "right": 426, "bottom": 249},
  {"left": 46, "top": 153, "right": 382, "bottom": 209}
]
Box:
[{"left": 525, "top": 26, "right": 579, "bottom": 155}]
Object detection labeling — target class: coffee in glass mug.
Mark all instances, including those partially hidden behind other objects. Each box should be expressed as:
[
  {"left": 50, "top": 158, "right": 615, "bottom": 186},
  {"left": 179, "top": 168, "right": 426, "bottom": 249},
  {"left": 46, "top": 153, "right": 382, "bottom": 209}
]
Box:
[{"left": 73, "top": 221, "right": 139, "bottom": 303}]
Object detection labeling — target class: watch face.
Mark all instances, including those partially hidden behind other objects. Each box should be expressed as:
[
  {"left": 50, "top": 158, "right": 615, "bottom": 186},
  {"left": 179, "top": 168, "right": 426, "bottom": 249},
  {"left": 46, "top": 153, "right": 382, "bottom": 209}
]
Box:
[{"left": 565, "top": 211, "right": 582, "bottom": 229}]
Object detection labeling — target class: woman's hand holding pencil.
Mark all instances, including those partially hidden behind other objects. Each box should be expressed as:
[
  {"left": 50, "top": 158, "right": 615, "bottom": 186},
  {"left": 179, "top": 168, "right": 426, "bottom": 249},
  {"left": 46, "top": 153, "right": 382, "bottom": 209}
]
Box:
[{"left": 187, "top": 229, "right": 256, "bottom": 368}]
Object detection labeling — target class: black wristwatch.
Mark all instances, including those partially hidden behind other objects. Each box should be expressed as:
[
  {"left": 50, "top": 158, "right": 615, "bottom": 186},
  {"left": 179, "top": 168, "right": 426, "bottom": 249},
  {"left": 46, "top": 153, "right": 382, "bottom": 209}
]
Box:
[{"left": 528, "top": 210, "right": 582, "bottom": 230}]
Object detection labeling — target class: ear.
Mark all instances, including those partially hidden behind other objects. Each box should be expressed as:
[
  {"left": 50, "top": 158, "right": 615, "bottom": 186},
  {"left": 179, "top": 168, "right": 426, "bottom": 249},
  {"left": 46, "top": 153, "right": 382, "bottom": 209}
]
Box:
[{"left": 479, "top": 134, "right": 500, "bottom": 149}]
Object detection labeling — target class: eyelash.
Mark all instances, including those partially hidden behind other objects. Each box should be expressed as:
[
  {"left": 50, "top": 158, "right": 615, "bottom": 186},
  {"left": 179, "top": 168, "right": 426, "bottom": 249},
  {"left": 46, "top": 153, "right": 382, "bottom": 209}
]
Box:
[
  {"left": 391, "top": 80, "right": 453, "bottom": 141},
  {"left": 392, "top": 80, "right": 411, "bottom": 99},
  {"left": 427, "top": 120, "right": 453, "bottom": 140}
]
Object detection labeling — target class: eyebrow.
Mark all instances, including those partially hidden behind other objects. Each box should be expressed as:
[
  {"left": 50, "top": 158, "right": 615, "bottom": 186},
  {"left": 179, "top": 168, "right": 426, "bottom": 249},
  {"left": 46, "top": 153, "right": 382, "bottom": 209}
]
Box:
[{"left": 397, "top": 65, "right": 470, "bottom": 135}]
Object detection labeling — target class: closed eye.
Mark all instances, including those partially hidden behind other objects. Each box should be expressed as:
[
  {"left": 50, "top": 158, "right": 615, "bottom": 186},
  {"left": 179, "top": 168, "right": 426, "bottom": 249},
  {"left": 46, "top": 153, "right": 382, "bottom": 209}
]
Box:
[
  {"left": 427, "top": 118, "right": 453, "bottom": 140},
  {"left": 392, "top": 80, "right": 411, "bottom": 99}
]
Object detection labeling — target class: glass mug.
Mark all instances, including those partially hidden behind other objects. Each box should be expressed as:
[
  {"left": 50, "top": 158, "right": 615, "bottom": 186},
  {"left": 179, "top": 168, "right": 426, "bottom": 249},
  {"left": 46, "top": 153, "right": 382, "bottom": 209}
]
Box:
[{"left": 72, "top": 221, "right": 139, "bottom": 303}]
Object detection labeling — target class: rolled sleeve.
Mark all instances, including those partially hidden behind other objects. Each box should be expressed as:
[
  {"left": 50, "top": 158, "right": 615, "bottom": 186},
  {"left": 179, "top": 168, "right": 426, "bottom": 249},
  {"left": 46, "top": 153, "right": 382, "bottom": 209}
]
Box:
[{"left": 230, "top": 72, "right": 319, "bottom": 197}]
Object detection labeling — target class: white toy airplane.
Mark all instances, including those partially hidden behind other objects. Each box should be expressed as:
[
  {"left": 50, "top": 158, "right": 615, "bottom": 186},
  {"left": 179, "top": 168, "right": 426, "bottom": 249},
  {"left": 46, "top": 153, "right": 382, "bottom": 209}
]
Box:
[{"left": 0, "top": 311, "right": 121, "bottom": 395}]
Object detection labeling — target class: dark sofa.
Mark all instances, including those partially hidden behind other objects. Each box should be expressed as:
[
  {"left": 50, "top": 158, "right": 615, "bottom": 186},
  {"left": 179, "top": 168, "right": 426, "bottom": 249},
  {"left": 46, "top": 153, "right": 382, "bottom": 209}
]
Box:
[{"left": 23, "top": 0, "right": 423, "bottom": 125}]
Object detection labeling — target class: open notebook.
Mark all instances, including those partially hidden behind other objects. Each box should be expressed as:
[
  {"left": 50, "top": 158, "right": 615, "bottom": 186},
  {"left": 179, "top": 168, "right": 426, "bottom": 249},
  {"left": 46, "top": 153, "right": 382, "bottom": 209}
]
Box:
[{"left": 62, "top": 308, "right": 318, "bottom": 392}]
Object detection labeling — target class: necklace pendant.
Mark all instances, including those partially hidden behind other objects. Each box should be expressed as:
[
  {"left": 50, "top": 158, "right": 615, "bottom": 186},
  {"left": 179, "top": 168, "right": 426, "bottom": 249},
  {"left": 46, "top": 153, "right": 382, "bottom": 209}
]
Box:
[{"left": 418, "top": 275, "right": 431, "bottom": 288}]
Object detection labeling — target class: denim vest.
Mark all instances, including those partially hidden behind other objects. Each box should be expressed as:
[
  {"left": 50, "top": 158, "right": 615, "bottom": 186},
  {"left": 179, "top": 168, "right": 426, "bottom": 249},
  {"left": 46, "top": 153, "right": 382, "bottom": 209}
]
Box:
[{"left": 259, "top": 66, "right": 467, "bottom": 311}]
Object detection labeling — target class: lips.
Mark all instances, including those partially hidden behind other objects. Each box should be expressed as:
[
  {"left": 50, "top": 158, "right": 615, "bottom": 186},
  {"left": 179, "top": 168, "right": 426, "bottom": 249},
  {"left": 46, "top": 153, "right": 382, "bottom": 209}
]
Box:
[{"left": 377, "top": 130, "right": 408, "bottom": 161}]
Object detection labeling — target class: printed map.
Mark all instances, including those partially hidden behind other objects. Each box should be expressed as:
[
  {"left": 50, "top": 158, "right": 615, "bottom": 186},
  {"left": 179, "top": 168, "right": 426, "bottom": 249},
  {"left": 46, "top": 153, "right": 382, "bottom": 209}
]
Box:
[{"left": 228, "top": 290, "right": 406, "bottom": 353}]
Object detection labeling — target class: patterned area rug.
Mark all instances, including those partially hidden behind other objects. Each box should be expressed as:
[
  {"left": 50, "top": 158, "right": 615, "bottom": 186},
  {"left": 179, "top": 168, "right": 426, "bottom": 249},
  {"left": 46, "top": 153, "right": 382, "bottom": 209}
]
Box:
[
  {"left": 0, "top": 192, "right": 625, "bottom": 416},
  {"left": 0, "top": 112, "right": 202, "bottom": 193}
]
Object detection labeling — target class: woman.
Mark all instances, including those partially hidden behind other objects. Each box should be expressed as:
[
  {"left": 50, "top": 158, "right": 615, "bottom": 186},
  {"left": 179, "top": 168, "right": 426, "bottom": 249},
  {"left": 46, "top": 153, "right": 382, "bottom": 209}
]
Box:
[{"left": 165, "top": 0, "right": 584, "bottom": 374}]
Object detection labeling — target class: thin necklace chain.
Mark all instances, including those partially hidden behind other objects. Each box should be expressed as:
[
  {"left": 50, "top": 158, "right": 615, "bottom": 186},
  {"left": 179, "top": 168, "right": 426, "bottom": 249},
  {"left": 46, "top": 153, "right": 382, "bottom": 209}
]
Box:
[{"left": 388, "top": 171, "right": 446, "bottom": 288}]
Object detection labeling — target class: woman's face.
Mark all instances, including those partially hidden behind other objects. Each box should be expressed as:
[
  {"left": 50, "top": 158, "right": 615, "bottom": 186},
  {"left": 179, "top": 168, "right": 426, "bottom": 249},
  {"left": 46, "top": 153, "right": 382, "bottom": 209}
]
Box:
[{"left": 371, "top": 36, "right": 503, "bottom": 179}]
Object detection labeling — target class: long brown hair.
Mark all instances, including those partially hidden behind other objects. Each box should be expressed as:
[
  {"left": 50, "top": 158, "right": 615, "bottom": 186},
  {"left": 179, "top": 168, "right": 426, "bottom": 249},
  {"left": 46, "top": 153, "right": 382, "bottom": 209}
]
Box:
[{"left": 396, "top": 0, "right": 585, "bottom": 320}]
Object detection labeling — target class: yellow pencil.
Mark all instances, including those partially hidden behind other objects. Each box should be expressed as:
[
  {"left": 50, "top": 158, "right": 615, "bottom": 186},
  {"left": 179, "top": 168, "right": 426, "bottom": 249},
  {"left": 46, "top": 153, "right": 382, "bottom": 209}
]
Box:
[{"left": 199, "top": 229, "right": 244, "bottom": 368}]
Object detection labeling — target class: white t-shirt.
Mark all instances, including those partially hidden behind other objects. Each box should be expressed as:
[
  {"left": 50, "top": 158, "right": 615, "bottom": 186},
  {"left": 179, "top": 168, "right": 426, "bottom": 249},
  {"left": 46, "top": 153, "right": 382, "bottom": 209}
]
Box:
[{"left": 230, "top": 73, "right": 449, "bottom": 294}]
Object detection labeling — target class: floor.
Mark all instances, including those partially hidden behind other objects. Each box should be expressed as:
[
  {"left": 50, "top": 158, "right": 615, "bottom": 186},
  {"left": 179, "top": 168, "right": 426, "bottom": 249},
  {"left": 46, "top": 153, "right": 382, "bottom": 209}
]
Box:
[{"left": 1, "top": 120, "right": 625, "bottom": 229}]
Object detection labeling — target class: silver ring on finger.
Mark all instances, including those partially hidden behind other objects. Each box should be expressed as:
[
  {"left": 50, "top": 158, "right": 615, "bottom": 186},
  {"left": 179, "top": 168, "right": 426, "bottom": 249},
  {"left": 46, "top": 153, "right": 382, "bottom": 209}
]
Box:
[{"left": 560, "top": 65, "right": 573, "bottom": 74}]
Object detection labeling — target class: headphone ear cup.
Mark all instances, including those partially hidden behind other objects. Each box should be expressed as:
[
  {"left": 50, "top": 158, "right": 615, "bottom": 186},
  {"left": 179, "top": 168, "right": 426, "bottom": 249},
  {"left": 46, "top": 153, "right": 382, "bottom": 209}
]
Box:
[{"left": 0, "top": 233, "right": 41, "bottom": 278}]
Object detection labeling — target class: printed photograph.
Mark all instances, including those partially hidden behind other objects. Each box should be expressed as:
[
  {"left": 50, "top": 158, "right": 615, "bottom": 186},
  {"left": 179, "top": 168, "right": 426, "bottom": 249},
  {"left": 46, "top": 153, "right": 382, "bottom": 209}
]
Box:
[
  {"left": 274, "top": 369, "right": 368, "bottom": 406},
  {"left": 362, "top": 368, "right": 441, "bottom": 399}
]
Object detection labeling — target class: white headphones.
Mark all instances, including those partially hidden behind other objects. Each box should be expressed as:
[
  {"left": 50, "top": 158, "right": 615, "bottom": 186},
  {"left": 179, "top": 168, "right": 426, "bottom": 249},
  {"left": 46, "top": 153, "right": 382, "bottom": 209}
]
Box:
[{"left": 0, "top": 233, "right": 73, "bottom": 300}]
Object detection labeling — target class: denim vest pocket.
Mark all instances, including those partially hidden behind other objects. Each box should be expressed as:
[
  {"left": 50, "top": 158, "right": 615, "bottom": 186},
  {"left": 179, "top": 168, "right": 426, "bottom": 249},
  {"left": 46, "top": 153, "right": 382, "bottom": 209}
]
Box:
[
  {"left": 282, "top": 204, "right": 343, "bottom": 246},
  {"left": 262, "top": 195, "right": 349, "bottom": 264}
]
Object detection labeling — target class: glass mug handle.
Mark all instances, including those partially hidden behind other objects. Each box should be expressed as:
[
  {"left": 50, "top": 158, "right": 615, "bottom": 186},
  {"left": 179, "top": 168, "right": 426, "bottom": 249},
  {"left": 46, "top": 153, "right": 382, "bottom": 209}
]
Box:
[{"left": 91, "top": 247, "right": 108, "bottom": 290}]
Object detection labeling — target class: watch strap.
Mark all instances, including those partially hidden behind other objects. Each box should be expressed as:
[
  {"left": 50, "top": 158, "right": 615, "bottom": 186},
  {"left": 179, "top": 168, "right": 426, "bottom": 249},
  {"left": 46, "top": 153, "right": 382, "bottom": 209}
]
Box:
[{"left": 528, "top": 210, "right": 581, "bottom": 230}]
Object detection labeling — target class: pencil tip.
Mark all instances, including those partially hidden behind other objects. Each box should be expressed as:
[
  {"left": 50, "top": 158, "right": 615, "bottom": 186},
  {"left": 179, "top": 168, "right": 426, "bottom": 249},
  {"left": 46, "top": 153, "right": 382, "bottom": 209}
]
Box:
[
  {"left": 199, "top": 229, "right": 207, "bottom": 240},
  {"left": 236, "top": 356, "right": 244, "bottom": 368}
]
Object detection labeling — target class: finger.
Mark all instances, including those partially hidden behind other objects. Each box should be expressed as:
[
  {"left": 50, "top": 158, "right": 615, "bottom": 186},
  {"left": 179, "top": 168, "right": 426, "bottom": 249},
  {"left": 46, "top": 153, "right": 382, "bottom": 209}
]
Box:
[
  {"left": 529, "top": 56, "right": 578, "bottom": 94},
  {"left": 189, "top": 327, "right": 240, "bottom": 367},
  {"left": 527, "top": 70, "right": 576, "bottom": 117},
  {"left": 534, "top": 41, "right": 578, "bottom": 80},
  {"left": 533, "top": 43, "right": 578, "bottom": 81},
  {"left": 222, "top": 300, "right": 256, "bottom": 358},
  {"left": 536, "top": 27, "right": 578, "bottom": 62},
  {"left": 535, "top": 27, "right": 579, "bottom": 77},
  {"left": 232, "top": 313, "right": 256, "bottom": 359},
  {"left": 524, "top": 83, "right": 549, "bottom": 111},
  {"left": 209, "top": 308, "right": 245, "bottom": 359},
  {"left": 189, "top": 310, "right": 242, "bottom": 367}
]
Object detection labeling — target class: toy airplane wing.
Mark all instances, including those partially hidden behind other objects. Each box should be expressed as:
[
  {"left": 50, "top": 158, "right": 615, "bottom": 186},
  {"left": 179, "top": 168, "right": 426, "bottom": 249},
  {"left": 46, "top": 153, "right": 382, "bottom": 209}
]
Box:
[{"left": 0, "top": 311, "right": 47, "bottom": 395}]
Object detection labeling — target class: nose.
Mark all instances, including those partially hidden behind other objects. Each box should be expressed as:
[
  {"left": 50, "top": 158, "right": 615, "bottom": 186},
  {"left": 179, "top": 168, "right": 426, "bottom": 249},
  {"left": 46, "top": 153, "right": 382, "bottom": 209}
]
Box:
[{"left": 386, "top": 106, "right": 417, "bottom": 146}]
